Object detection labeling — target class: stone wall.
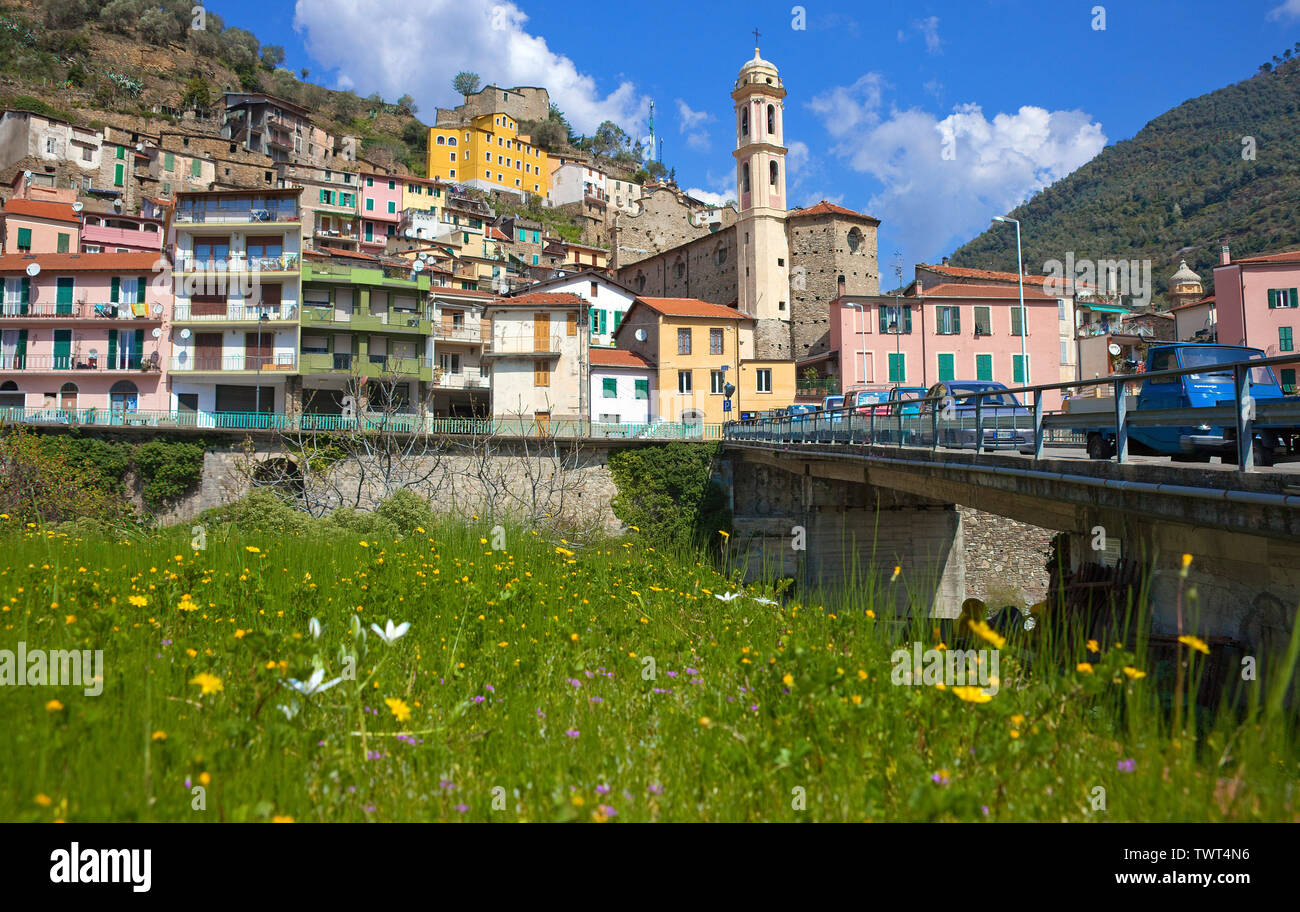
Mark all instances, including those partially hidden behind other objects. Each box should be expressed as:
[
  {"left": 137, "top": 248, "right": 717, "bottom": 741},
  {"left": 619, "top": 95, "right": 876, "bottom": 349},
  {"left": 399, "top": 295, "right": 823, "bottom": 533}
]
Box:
[
  {"left": 787, "top": 213, "right": 880, "bottom": 360},
  {"left": 616, "top": 225, "right": 739, "bottom": 306},
  {"left": 610, "top": 186, "right": 735, "bottom": 269},
  {"left": 435, "top": 86, "right": 551, "bottom": 128},
  {"left": 958, "top": 506, "right": 1052, "bottom": 608}
]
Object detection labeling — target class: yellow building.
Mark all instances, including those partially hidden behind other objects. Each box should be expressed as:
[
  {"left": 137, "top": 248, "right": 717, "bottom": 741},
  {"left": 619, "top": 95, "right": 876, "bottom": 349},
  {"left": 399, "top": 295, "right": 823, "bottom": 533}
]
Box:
[
  {"left": 427, "top": 113, "right": 549, "bottom": 198},
  {"left": 613, "top": 296, "right": 795, "bottom": 424},
  {"left": 400, "top": 175, "right": 449, "bottom": 217}
]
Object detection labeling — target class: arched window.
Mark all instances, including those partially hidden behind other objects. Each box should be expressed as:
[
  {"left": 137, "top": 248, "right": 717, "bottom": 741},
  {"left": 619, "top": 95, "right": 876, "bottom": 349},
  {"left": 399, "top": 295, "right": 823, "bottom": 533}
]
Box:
[
  {"left": 110, "top": 380, "right": 139, "bottom": 413},
  {"left": 769, "top": 161, "right": 778, "bottom": 187},
  {"left": 767, "top": 104, "right": 775, "bottom": 135},
  {"left": 742, "top": 163, "right": 750, "bottom": 193},
  {"left": 448, "top": 137, "right": 457, "bottom": 147},
  {"left": 436, "top": 136, "right": 445, "bottom": 145},
  {"left": 847, "top": 227, "right": 863, "bottom": 253},
  {"left": 634, "top": 272, "right": 647, "bottom": 292},
  {"left": 0, "top": 381, "right": 16, "bottom": 390},
  {"left": 741, "top": 108, "right": 748, "bottom": 136},
  {"left": 59, "top": 382, "right": 77, "bottom": 412},
  {"left": 674, "top": 258, "right": 685, "bottom": 280}
]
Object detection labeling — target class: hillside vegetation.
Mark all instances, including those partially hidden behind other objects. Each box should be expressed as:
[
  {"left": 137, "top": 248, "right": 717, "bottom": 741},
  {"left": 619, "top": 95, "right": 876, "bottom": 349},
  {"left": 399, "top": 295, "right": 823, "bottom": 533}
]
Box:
[{"left": 950, "top": 52, "right": 1300, "bottom": 303}]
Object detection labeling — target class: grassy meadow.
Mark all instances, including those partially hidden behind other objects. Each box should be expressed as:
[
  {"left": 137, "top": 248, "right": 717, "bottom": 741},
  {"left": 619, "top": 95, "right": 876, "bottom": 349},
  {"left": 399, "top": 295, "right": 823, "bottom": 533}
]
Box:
[{"left": 1, "top": 509, "right": 1297, "bottom": 823}]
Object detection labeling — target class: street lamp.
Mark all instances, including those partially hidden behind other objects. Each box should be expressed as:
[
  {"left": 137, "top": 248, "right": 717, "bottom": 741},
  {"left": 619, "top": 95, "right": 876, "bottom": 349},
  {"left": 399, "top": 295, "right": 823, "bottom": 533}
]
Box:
[
  {"left": 842, "top": 301, "right": 866, "bottom": 388},
  {"left": 255, "top": 312, "right": 269, "bottom": 418},
  {"left": 993, "top": 215, "right": 1027, "bottom": 386}
]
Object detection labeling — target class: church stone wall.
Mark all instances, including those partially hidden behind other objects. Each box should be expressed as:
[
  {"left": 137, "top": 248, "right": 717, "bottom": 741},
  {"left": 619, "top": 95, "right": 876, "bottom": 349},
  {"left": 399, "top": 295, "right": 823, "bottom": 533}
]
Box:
[
  {"left": 788, "top": 213, "right": 880, "bottom": 360},
  {"left": 611, "top": 186, "right": 736, "bottom": 269},
  {"left": 616, "top": 225, "right": 739, "bottom": 307}
]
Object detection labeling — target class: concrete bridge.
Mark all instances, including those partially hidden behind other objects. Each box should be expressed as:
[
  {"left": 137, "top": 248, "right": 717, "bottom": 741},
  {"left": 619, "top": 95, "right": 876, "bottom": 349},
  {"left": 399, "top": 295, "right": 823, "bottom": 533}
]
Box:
[{"left": 721, "top": 438, "right": 1300, "bottom": 653}]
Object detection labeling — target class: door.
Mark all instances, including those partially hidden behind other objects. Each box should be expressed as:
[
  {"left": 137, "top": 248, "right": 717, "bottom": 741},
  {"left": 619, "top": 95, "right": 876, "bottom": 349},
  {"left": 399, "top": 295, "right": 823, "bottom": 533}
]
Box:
[
  {"left": 245, "top": 331, "right": 272, "bottom": 371},
  {"left": 177, "top": 393, "right": 199, "bottom": 414},
  {"left": 191, "top": 294, "right": 226, "bottom": 317},
  {"left": 334, "top": 289, "right": 353, "bottom": 323},
  {"left": 533, "top": 410, "right": 550, "bottom": 436},
  {"left": 533, "top": 312, "right": 550, "bottom": 352},
  {"left": 259, "top": 283, "right": 281, "bottom": 317},
  {"left": 56, "top": 278, "right": 74, "bottom": 316},
  {"left": 195, "top": 332, "right": 222, "bottom": 371},
  {"left": 59, "top": 382, "right": 77, "bottom": 411},
  {"left": 53, "top": 329, "right": 72, "bottom": 370},
  {"left": 215, "top": 384, "right": 274, "bottom": 415}
]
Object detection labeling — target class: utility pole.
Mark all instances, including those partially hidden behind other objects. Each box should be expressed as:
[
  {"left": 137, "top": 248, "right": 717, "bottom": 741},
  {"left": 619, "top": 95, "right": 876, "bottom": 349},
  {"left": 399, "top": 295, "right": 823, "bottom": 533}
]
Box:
[{"left": 648, "top": 100, "right": 655, "bottom": 162}]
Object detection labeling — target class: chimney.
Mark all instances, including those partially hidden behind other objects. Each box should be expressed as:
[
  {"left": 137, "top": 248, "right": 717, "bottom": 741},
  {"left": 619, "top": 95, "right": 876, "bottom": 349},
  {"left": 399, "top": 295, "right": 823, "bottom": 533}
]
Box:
[
  {"left": 915, "top": 278, "right": 923, "bottom": 296},
  {"left": 941, "top": 256, "right": 949, "bottom": 265},
  {"left": 836, "top": 275, "right": 845, "bottom": 299},
  {"left": 1220, "top": 244, "right": 1231, "bottom": 266}
]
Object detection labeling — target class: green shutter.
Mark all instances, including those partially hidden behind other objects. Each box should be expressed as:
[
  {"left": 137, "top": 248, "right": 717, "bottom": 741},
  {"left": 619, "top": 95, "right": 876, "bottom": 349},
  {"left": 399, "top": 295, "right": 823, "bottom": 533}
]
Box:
[
  {"left": 1291, "top": 289, "right": 1299, "bottom": 309},
  {"left": 19, "top": 276, "right": 29, "bottom": 313},
  {"left": 903, "top": 306, "right": 912, "bottom": 333},
  {"left": 165, "top": 152, "right": 174, "bottom": 170},
  {"left": 191, "top": 159, "right": 200, "bottom": 177},
  {"left": 114, "top": 163, "right": 124, "bottom": 186},
  {"left": 599, "top": 310, "right": 607, "bottom": 334},
  {"left": 137, "top": 277, "right": 146, "bottom": 304},
  {"left": 938, "top": 353, "right": 954, "bottom": 381},
  {"left": 16, "top": 227, "right": 31, "bottom": 250},
  {"left": 976, "top": 353, "right": 993, "bottom": 381},
  {"left": 602, "top": 377, "right": 618, "bottom": 398},
  {"left": 116, "top": 145, "right": 124, "bottom": 159},
  {"left": 14, "top": 328, "right": 26, "bottom": 366},
  {"left": 110, "top": 277, "right": 120, "bottom": 303},
  {"left": 888, "top": 352, "right": 905, "bottom": 383},
  {"left": 53, "top": 330, "right": 71, "bottom": 370},
  {"left": 612, "top": 310, "right": 622, "bottom": 330},
  {"left": 56, "top": 278, "right": 74, "bottom": 315},
  {"left": 132, "top": 329, "right": 144, "bottom": 369},
  {"left": 951, "top": 307, "right": 960, "bottom": 334},
  {"left": 635, "top": 379, "right": 649, "bottom": 400},
  {"left": 591, "top": 309, "right": 598, "bottom": 333},
  {"left": 320, "top": 189, "right": 328, "bottom": 203},
  {"left": 879, "top": 307, "right": 888, "bottom": 333},
  {"left": 1013, "top": 355, "right": 1026, "bottom": 384},
  {"left": 56, "top": 233, "right": 69, "bottom": 253},
  {"left": 108, "top": 329, "right": 117, "bottom": 369},
  {"left": 1268, "top": 290, "right": 1277, "bottom": 309}
]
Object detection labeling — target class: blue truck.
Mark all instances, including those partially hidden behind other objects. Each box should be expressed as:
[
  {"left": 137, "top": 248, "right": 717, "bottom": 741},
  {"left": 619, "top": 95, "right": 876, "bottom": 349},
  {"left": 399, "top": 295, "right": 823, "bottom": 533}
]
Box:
[{"left": 1066, "top": 343, "right": 1296, "bottom": 466}]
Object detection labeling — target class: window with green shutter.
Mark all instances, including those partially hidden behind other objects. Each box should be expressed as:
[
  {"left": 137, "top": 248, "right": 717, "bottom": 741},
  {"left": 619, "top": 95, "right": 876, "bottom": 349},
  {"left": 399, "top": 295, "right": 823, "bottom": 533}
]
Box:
[
  {"left": 56, "top": 233, "right": 69, "bottom": 253},
  {"left": 590, "top": 309, "right": 598, "bottom": 333},
  {"left": 1282, "top": 368, "right": 1297, "bottom": 393},
  {"left": 387, "top": 200, "right": 395, "bottom": 213},
  {"left": 937, "top": 352, "right": 954, "bottom": 381},
  {"left": 116, "top": 145, "right": 124, "bottom": 159},
  {"left": 888, "top": 352, "right": 906, "bottom": 383},
  {"left": 602, "top": 377, "right": 618, "bottom": 398},
  {"left": 974, "top": 306, "right": 992, "bottom": 335},
  {"left": 1013, "top": 354, "right": 1027, "bottom": 384},
  {"left": 366, "top": 198, "right": 374, "bottom": 210},
  {"left": 1268, "top": 288, "right": 1299, "bottom": 308},
  {"left": 936, "top": 306, "right": 960, "bottom": 334},
  {"left": 19, "top": 276, "right": 29, "bottom": 313},
  {"left": 598, "top": 310, "right": 608, "bottom": 334},
  {"left": 634, "top": 379, "right": 649, "bottom": 400},
  {"left": 976, "top": 353, "right": 993, "bottom": 381},
  {"left": 1010, "top": 307, "right": 1024, "bottom": 336},
  {"left": 532, "top": 231, "right": 540, "bottom": 244},
  {"left": 518, "top": 229, "right": 526, "bottom": 242},
  {"left": 137, "top": 276, "right": 146, "bottom": 305},
  {"left": 56, "top": 278, "right": 74, "bottom": 315},
  {"left": 191, "top": 159, "right": 200, "bottom": 177},
  {"left": 164, "top": 152, "right": 174, "bottom": 171},
  {"left": 110, "top": 276, "right": 120, "bottom": 303},
  {"left": 114, "top": 163, "right": 124, "bottom": 186},
  {"left": 16, "top": 227, "right": 31, "bottom": 251},
  {"left": 1281, "top": 326, "right": 1294, "bottom": 352}
]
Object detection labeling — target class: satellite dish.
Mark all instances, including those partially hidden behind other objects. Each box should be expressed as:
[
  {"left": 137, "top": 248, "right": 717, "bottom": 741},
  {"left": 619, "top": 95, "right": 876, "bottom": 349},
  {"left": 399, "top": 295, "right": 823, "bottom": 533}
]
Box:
[
  {"left": 411, "top": 259, "right": 425, "bottom": 272},
  {"left": 136, "top": 143, "right": 144, "bottom": 152},
  {"left": 634, "top": 328, "right": 647, "bottom": 342},
  {"left": 151, "top": 327, "right": 162, "bottom": 339},
  {"left": 72, "top": 201, "right": 84, "bottom": 213},
  {"left": 179, "top": 328, "right": 192, "bottom": 340},
  {"left": 1107, "top": 343, "right": 1122, "bottom": 356},
  {"left": 25, "top": 263, "right": 40, "bottom": 277},
  {"left": 151, "top": 303, "right": 163, "bottom": 315},
  {"left": 22, "top": 170, "right": 32, "bottom": 182},
  {"left": 404, "top": 228, "right": 415, "bottom": 238},
  {"left": 113, "top": 199, "right": 122, "bottom": 210}
]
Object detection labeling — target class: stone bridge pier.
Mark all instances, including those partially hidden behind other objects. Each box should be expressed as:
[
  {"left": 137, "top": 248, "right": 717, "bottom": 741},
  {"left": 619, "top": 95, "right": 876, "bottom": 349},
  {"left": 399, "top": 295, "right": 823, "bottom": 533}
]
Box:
[{"left": 725, "top": 453, "right": 965, "bottom": 616}]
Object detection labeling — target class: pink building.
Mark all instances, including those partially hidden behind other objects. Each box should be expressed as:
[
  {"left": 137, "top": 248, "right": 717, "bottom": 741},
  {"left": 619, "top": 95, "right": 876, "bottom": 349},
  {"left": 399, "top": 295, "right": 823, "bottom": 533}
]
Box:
[
  {"left": 80, "top": 211, "right": 165, "bottom": 254},
  {"left": 0, "top": 252, "right": 170, "bottom": 414},
  {"left": 1213, "top": 245, "right": 1300, "bottom": 393},
  {"left": 0, "top": 197, "right": 80, "bottom": 255},
  {"left": 359, "top": 172, "right": 402, "bottom": 254},
  {"left": 831, "top": 281, "right": 1066, "bottom": 408}
]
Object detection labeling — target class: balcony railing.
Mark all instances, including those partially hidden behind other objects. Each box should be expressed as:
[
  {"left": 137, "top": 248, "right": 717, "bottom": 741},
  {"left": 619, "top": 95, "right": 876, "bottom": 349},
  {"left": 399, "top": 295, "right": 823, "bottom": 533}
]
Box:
[
  {"left": 299, "top": 352, "right": 432, "bottom": 380},
  {"left": 173, "top": 304, "right": 296, "bottom": 322},
  {"left": 433, "top": 368, "right": 488, "bottom": 389},
  {"left": 434, "top": 324, "right": 482, "bottom": 342},
  {"left": 174, "top": 202, "right": 300, "bottom": 224},
  {"left": 0, "top": 353, "right": 161, "bottom": 372},
  {"left": 485, "top": 335, "right": 563, "bottom": 356},
  {"left": 0, "top": 302, "right": 163, "bottom": 320},
  {"left": 170, "top": 354, "right": 297, "bottom": 372},
  {"left": 176, "top": 254, "right": 300, "bottom": 273},
  {"left": 796, "top": 377, "right": 840, "bottom": 397}
]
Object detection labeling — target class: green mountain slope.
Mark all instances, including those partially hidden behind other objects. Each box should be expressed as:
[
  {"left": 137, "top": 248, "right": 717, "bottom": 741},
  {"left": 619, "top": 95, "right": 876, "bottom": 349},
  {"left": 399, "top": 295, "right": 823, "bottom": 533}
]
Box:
[{"left": 949, "top": 57, "right": 1300, "bottom": 303}]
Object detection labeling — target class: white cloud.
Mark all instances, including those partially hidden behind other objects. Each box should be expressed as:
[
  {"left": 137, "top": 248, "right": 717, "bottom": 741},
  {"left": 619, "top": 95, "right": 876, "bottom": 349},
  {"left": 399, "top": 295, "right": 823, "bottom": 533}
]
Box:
[
  {"left": 786, "top": 140, "right": 810, "bottom": 178},
  {"left": 293, "top": 0, "right": 644, "bottom": 133},
  {"left": 807, "top": 74, "right": 886, "bottom": 139},
  {"left": 677, "top": 99, "right": 713, "bottom": 152},
  {"left": 914, "top": 16, "right": 942, "bottom": 54},
  {"left": 1268, "top": 0, "right": 1300, "bottom": 21},
  {"left": 685, "top": 169, "right": 736, "bottom": 207},
  {"left": 810, "top": 75, "right": 1106, "bottom": 265},
  {"left": 684, "top": 187, "right": 733, "bottom": 207}
]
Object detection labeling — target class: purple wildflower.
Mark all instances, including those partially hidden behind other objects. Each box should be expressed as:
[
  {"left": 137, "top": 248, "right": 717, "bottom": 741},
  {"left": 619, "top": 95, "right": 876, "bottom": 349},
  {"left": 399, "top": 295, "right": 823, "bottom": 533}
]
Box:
[
  {"left": 1117, "top": 758, "right": 1137, "bottom": 773},
  {"left": 565, "top": 729, "right": 580, "bottom": 738}
]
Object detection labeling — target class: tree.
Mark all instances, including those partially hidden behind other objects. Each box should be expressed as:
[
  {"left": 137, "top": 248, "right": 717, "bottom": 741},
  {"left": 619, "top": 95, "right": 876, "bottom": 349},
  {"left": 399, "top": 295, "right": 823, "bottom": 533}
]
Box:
[
  {"left": 43, "top": 0, "right": 91, "bottom": 29},
  {"left": 334, "top": 90, "right": 363, "bottom": 121},
  {"left": 589, "top": 120, "right": 630, "bottom": 161},
  {"left": 645, "top": 160, "right": 668, "bottom": 181},
  {"left": 99, "top": 0, "right": 144, "bottom": 35},
  {"left": 180, "top": 75, "right": 211, "bottom": 111},
  {"left": 396, "top": 93, "right": 417, "bottom": 115},
  {"left": 220, "top": 26, "right": 260, "bottom": 68},
  {"left": 260, "top": 45, "right": 286, "bottom": 69},
  {"left": 401, "top": 119, "right": 426, "bottom": 149},
  {"left": 521, "top": 117, "right": 567, "bottom": 152},
  {"left": 452, "top": 72, "right": 481, "bottom": 105},
  {"left": 300, "top": 68, "right": 310, "bottom": 80},
  {"left": 138, "top": 5, "right": 183, "bottom": 44}
]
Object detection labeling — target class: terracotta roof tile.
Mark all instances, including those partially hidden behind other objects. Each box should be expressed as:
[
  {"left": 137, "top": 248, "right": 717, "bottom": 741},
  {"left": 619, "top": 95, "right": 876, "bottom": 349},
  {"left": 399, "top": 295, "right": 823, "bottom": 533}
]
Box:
[
  {"left": 788, "top": 200, "right": 878, "bottom": 221},
  {"left": 0, "top": 251, "right": 165, "bottom": 272},
  {"left": 2, "top": 198, "right": 80, "bottom": 224},
  {"left": 1231, "top": 249, "right": 1300, "bottom": 265},
  {"left": 918, "top": 263, "right": 1096, "bottom": 291},
  {"left": 590, "top": 347, "right": 653, "bottom": 368},
  {"left": 636, "top": 296, "right": 750, "bottom": 319},
  {"left": 921, "top": 282, "right": 1055, "bottom": 300},
  {"left": 489, "top": 291, "right": 586, "bottom": 308}
]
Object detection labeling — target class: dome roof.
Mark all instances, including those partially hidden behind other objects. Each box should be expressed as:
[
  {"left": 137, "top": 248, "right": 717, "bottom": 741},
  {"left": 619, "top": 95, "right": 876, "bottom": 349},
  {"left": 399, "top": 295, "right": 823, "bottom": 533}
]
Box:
[
  {"left": 1170, "top": 259, "right": 1201, "bottom": 285},
  {"left": 736, "top": 48, "right": 780, "bottom": 87}
]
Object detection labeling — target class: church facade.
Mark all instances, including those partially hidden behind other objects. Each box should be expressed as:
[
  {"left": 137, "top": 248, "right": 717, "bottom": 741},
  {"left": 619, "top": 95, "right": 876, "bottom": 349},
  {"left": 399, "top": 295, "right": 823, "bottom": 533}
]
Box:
[{"left": 614, "top": 48, "right": 881, "bottom": 367}]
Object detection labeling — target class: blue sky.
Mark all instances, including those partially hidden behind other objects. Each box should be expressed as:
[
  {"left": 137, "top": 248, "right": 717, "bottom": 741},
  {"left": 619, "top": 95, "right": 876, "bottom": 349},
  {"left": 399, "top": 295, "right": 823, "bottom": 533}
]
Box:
[{"left": 212, "top": 0, "right": 1300, "bottom": 274}]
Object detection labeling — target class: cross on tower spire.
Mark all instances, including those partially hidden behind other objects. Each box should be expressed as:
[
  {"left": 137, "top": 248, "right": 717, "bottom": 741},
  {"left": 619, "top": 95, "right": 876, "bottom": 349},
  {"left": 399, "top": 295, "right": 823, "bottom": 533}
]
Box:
[{"left": 752, "top": 27, "right": 761, "bottom": 47}]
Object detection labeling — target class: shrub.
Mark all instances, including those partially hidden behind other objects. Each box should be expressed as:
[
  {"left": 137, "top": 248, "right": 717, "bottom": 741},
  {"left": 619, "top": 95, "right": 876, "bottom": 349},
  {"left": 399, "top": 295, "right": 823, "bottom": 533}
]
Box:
[
  {"left": 133, "top": 439, "right": 205, "bottom": 509},
  {"left": 607, "top": 442, "right": 730, "bottom": 551},
  {"left": 374, "top": 489, "right": 436, "bottom": 535},
  {"left": 324, "top": 507, "right": 398, "bottom": 541},
  {"left": 199, "top": 491, "right": 312, "bottom": 537}
]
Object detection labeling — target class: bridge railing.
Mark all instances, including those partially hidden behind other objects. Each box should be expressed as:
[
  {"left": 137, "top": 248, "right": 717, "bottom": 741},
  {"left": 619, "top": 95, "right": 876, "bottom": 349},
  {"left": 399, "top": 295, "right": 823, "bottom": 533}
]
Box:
[
  {"left": 724, "top": 353, "right": 1300, "bottom": 473},
  {"left": 0, "top": 407, "right": 722, "bottom": 441}
]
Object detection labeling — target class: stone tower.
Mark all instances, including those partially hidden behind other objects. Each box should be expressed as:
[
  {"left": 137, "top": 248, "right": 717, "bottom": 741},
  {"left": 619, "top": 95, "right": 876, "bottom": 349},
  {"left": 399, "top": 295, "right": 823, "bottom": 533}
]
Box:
[
  {"left": 1168, "top": 259, "right": 1203, "bottom": 310},
  {"left": 732, "top": 47, "right": 792, "bottom": 359}
]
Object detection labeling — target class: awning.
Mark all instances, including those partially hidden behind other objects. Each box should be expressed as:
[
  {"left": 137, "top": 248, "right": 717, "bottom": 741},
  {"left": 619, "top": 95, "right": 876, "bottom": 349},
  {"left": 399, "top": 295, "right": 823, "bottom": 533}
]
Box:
[{"left": 1086, "top": 304, "right": 1130, "bottom": 314}]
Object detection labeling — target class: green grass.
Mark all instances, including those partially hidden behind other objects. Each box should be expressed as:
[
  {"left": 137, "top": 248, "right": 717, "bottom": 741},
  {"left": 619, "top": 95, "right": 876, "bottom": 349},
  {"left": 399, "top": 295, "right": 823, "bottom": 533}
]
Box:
[{"left": 0, "top": 515, "right": 1296, "bottom": 822}]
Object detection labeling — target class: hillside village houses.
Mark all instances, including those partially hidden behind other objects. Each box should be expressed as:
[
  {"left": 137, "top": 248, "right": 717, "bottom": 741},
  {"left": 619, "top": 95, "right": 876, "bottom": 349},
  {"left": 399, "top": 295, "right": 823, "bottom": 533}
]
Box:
[{"left": 0, "top": 47, "right": 1283, "bottom": 430}]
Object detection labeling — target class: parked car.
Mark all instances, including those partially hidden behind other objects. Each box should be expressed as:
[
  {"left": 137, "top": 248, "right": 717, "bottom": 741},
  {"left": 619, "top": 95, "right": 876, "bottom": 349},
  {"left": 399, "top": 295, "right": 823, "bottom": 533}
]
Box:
[
  {"left": 887, "top": 385, "right": 929, "bottom": 416},
  {"left": 916, "top": 381, "right": 1034, "bottom": 449},
  {"left": 783, "top": 403, "right": 818, "bottom": 423},
  {"left": 845, "top": 386, "right": 892, "bottom": 416},
  {"left": 1067, "top": 343, "right": 1296, "bottom": 465}
]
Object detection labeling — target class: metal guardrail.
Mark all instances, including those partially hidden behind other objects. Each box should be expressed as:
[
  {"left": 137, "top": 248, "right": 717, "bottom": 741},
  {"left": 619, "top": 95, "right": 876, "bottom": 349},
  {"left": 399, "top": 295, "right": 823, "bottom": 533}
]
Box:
[
  {"left": 0, "top": 407, "right": 722, "bottom": 440},
  {"left": 725, "top": 353, "right": 1300, "bottom": 473}
]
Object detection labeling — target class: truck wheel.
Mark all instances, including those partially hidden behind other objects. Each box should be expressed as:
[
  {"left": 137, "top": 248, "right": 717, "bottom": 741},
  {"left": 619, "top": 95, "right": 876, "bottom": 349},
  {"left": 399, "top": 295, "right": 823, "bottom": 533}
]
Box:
[{"left": 1086, "top": 433, "right": 1111, "bottom": 460}]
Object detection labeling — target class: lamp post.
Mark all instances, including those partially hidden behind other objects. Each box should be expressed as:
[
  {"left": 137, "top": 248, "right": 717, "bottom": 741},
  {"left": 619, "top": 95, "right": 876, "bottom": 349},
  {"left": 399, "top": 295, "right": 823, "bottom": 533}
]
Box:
[
  {"left": 993, "top": 215, "right": 1027, "bottom": 386},
  {"left": 843, "top": 301, "right": 866, "bottom": 389},
  {"left": 255, "top": 312, "right": 269, "bottom": 418}
]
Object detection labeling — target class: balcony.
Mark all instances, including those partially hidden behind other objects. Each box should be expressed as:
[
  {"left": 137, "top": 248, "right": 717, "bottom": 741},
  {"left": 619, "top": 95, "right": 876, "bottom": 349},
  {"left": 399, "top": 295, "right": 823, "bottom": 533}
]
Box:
[
  {"left": 433, "top": 323, "right": 483, "bottom": 343},
  {"left": 299, "top": 351, "right": 432, "bottom": 381},
  {"left": 175, "top": 254, "right": 300, "bottom": 274},
  {"left": 80, "top": 222, "right": 164, "bottom": 250},
  {"left": 0, "top": 302, "right": 163, "bottom": 321},
  {"left": 173, "top": 303, "right": 297, "bottom": 323},
  {"left": 796, "top": 377, "right": 840, "bottom": 397},
  {"left": 483, "top": 334, "right": 563, "bottom": 357},
  {"left": 301, "top": 306, "right": 428, "bottom": 334},
  {"left": 433, "top": 367, "right": 488, "bottom": 389},
  {"left": 170, "top": 353, "right": 297, "bottom": 373},
  {"left": 0, "top": 352, "right": 162, "bottom": 372},
  {"left": 174, "top": 200, "right": 300, "bottom": 224}
]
